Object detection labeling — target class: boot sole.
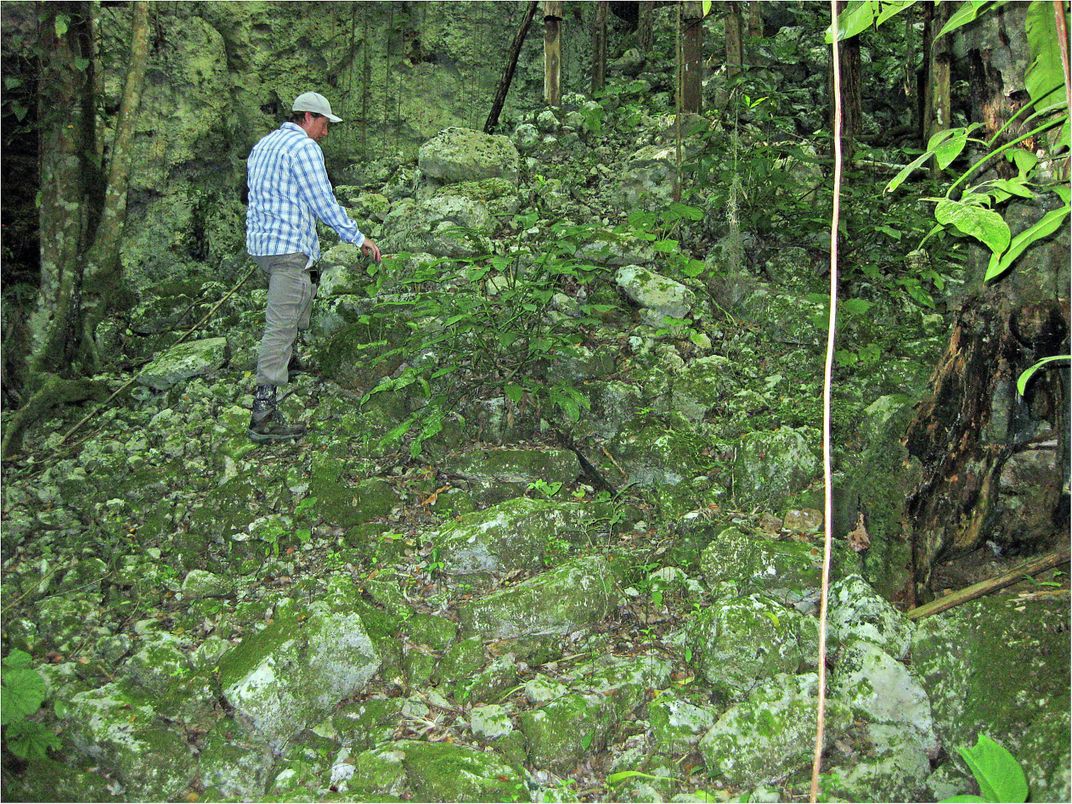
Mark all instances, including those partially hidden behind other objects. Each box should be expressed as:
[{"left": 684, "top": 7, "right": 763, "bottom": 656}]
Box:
[{"left": 248, "top": 429, "right": 305, "bottom": 443}]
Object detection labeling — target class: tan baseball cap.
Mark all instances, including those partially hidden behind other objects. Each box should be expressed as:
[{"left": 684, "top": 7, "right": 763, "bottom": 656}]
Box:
[{"left": 292, "top": 91, "right": 342, "bottom": 123}]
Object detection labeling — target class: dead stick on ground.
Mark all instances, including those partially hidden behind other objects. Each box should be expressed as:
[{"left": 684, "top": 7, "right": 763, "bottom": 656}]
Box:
[
  {"left": 906, "top": 549, "right": 1071, "bottom": 620},
  {"left": 58, "top": 266, "right": 258, "bottom": 446}
]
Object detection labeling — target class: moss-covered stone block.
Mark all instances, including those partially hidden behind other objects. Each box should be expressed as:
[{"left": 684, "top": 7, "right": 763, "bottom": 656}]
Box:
[
  {"left": 418, "top": 127, "right": 520, "bottom": 185},
  {"left": 687, "top": 593, "right": 818, "bottom": 703},
  {"left": 520, "top": 693, "right": 614, "bottom": 774},
  {"left": 65, "top": 682, "right": 196, "bottom": 801},
  {"left": 600, "top": 412, "right": 709, "bottom": 486},
  {"left": 827, "top": 574, "right": 914, "bottom": 659},
  {"left": 911, "top": 596, "right": 1071, "bottom": 802},
  {"left": 332, "top": 697, "right": 405, "bottom": 753},
  {"left": 218, "top": 595, "right": 381, "bottom": 747},
  {"left": 1, "top": 757, "right": 113, "bottom": 802},
  {"left": 405, "top": 612, "right": 457, "bottom": 650},
  {"left": 732, "top": 426, "right": 820, "bottom": 512},
  {"left": 309, "top": 455, "right": 400, "bottom": 528},
  {"left": 433, "top": 497, "right": 606, "bottom": 577},
  {"left": 457, "top": 555, "right": 623, "bottom": 639},
  {"left": 700, "top": 526, "right": 857, "bottom": 613},
  {"left": 436, "top": 635, "right": 485, "bottom": 687},
  {"left": 440, "top": 447, "right": 581, "bottom": 506},
  {"left": 137, "top": 337, "right": 229, "bottom": 391},
  {"left": 698, "top": 673, "right": 851, "bottom": 787},
  {"left": 398, "top": 739, "right": 525, "bottom": 802},
  {"left": 197, "top": 717, "right": 275, "bottom": 801},
  {"left": 649, "top": 692, "right": 720, "bottom": 755}
]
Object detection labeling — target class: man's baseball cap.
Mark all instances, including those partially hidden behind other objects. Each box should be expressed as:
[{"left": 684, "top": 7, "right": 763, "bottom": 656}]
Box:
[{"left": 292, "top": 92, "right": 342, "bottom": 123}]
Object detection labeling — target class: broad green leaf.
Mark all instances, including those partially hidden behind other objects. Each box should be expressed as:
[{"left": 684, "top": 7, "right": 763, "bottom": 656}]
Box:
[
  {"left": 985, "top": 204, "right": 1070, "bottom": 281},
  {"left": 875, "top": 224, "right": 902, "bottom": 240},
  {"left": 875, "top": 0, "right": 915, "bottom": 27},
  {"left": 11, "top": 102, "right": 28, "bottom": 122},
  {"left": 841, "top": 298, "right": 875, "bottom": 315},
  {"left": 668, "top": 202, "right": 704, "bottom": 221},
  {"left": 886, "top": 150, "right": 934, "bottom": 193},
  {"left": 1, "top": 668, "right": 46, "bottom": 726},
  {"left": 935, "top": 0, "right": 1004, "bottom": 40},
  {"left": 934, "top": 199, "right": 1010, "bottom": 256},
  {"left": 991, "top": 179, "right": 1034, "bottom": 199},
  {"left": 939, "top": 796, "right": 987, "bottom": 803},
  {"left": 926, "top": 127, "right": 961, "bottom": 151},
  {"left": 1054, "top": 185, "right": 1071, "bottom": 203},
  {"left": 54, "top": 13, "right": 69, "bottom": 37},
  {"left": 504, "top": 383, "right": 524, "bottom": 403},
  {"left": 934, "top": 128, "right": 969, "bottom": 169},
  {"left": 1017, "top": 355, "right": 1071, "bottom": 395},
  {"left": 4, "top": 720, "right": 61, "bottom": 760},
  {"left": 701, "top": 0, "right": 712, "bottom": 17},
  {"left": 825, "top": 0, "right": 877, "bottom": 44},
  {"left": 957, "top": 735, "right": 1028, "bottom": 803},
  {"left": 74, "top": 56, "right": 90, "bottom": 71},
  {"left": 1025, "top": 1, "right": 1065, "bottom": 112},
  {"left": 1006, "top": 149, "right": 1039, "bottom": 176}
]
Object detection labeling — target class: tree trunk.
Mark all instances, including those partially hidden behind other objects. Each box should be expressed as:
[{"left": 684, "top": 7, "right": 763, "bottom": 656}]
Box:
[
  {"left": 591, "top": 1, "right": 608, "bottom": 94},
  {"left": 924, "top": 0, "right": 952, "bottom": 147},
  {"left": 681, "top": 1, "right": 703, "bottom": 113},
  {"left": 905, "top": 2, "right": 1071, "bottom": 600},
  {"left": 725, "top": 1, "right": 744, "bottom": 80},
  {"left": 543, "top": 1, "right": 563, "bottom": 107},
  {"left": 828, "top": 2, "right": 861, "bottom": 163},
  {"left": 637, "top": 1, "right": 653, "bottom": 53},
  {"left": 26, "top": 1, "right": 149, "bottom": 387},
  {"left": 747, "top": 0, "right": 763, "bottom": 40},
  {"left": 485, "top": 1, "right": 539, "bottom": 132}
]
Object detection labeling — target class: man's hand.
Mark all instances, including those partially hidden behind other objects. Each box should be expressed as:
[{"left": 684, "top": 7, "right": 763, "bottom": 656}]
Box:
[{"left": 361, "top": 237, "right": 382, "bottom": 264}]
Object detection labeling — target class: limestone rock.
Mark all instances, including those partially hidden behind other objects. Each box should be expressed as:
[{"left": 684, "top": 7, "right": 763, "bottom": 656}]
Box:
[
  {"left": 434, "top": 497, "right": 604, "bottom": 577},
  {"left": 181, "top": 569, "right": 233, "bottom": 599},
  {"left": 440, "top": 448, "right": 581, "bottom": 506},
  {"left": 458, "top": 554, "right": 623, "bottom": 639},
  {"left": 471, "top": 704, "right": 514, "bottom": 740},
  {"left": 612, "top": 145, "right": 677, "bottom": 210},
  {"left": 514, "top": 123, "right": 540, "bottom": 153},
  {"left": 827, "top": 574, "right": 914, "bottom": 659},
  {"left": 911, "top": 596, "right": 1071, "bottom": 803},
  {"left": 615, "top": 265, "right": 696, "bottom": 325},
  {"left": 649, "top": 693, "right": 719, "bottom": 754},
  {"left": 124, "top": 632, "right": 191, "bottom": 696},
  {"left": 576, "top": 230, "right": 657, "bottom": 267},
  {"left": 137, "top": 337, "right": 228, "bottom": 391},
  {"left": 687, "top": 593, "right": 818, "bottom": 702},
  {"left": 418, "top": 127, "right": 520, "bottom": 184},
  {"left": 380, "top": 195, "right": 494, "bottom": 257},
  {"left": 671, "top": 355, "right": 735, "bottom": 422},
  {"left": 698, "top": 673, "right": 851, "bottom": 786},
  {"left": 219, "top": 596, "right": 381, "bottom": 747},
  {"left": 197, "top": 717, "right": 275, "bottom": 801},
  {"left": 732, "top": 426, "right": 820, "bottom": 511}
]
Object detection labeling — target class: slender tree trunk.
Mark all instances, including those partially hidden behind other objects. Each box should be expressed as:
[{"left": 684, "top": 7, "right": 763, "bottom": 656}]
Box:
[
  {"left": 637, "top": 1, "right": 653, "bottom": 53},
  {"left": 828, "top": 2, "right": 861, "bottom": 163},
  {"left": 82, "top": 1, "right": 150, "bottom": 355},
  {"left": 725, "top": 1, "right": 744, "bottom": 80},
  {"left": 543, "top": 1, "right": 563, "bottom": 106},
  {"left": 591, "top": 1, "right": 608, "bottom": 94},
  {"left": 486, "top": 1, "right": 540, "bottom": 132},
  {"left": 924, "top": 1, "right": 952, "bottom": 147},
  {"left": 681, "top": 1, "right": 703, "bottom": 113},
  {"left": 747, "top": 0, "right": 763, "bottom": 39}
]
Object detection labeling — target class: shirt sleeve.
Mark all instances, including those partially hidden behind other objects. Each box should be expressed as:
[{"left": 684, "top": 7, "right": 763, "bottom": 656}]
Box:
[{"left": 292, "top": 141, "right": 366, "bottom": 249}]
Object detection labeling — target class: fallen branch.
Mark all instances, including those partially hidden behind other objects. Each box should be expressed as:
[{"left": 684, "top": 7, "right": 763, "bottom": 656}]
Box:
[{"left": 906, "top": 549, "right": 1071, "bottom": 620}]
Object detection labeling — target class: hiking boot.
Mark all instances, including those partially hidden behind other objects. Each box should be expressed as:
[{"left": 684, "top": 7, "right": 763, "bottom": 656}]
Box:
[
  {"left": 248, "top": 384, "right": 306, "bottom": 443},
  {"left": 287, "top": 352, "right": 311, "bottom": 376}
]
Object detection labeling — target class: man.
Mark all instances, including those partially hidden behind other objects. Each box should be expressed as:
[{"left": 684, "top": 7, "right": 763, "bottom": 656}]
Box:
[{"left": 245, "top": 91, "right": 382, "bottom": 443}]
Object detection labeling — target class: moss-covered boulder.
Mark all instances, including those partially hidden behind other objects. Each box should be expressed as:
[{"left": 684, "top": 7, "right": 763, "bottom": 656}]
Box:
[
  {"left": 736, "top": 285, "right": 825, "bottom": 346},
  {"left": 827, "top": 574, "right": 914, "bottom": 659},
  {"left": 648, "top": 692, "right": 720, "bottom": 755},
  {"left": 379, "top": 195, "right": 494, "bottom": 257},
  {"left": 439, "top": 448, "right": 581, "bottom": 506},
  {"left": 700, "top": 526, "right": 856, "bottom": 613},
  {"left": 575, "top": 229, "right": 658, "bottom": 267},
  {"left": 732, "top": 426, "right": 820, "bottom": 511},
  {"left": 421, "top": 177, "right": 520, "bottom": 218},
  {"left": 611, "top": 144, "right": 677, "bottom": 210},
  {"left": 698, "top": 673, "right": 851, "bottom": 787},
  {"left": 332, "top": 697, "right": 406, "bottom": 753},
  {"left": 820, "top": 639, "right": 938, "bottom": 802},
  {"left": 181, "top": 568, "right": 233, "bottom": 599},
  {"left": 615, "top": 265, "right": 696, "bottom": 326},
  {"left": 600, "top": 411, "right": 709, "bottom": 486},
  {"left": 314, "top": 311, "right": 410, "bottom": 393},
  {"left": 65, "top": 682, "right": 196, "bottom": 800},
  {"left": 418, "top": 127, "right": 520, "bottom": 185},
  {"left": 197, "top": 717, "right": 276, "bottom": 801},
  {"left": 136, "top": 337, "right": 229, "bottom": 391},
  {"left": 457, "top": 554, "right": 623, "bottom": 639},
  {"left": 1, "top": 757, "right": 113, "bottom": 803},
  {"left": 520, "top": 692, "right": 616, "bottom": 773},
  {"left": 671, "top": 355, "right": 737, "bottom": 422},
  {"left": 309, "top": 456, "right": 400, "bottom": 528},
  {"left": 219, "top": 595, "right": 381, "bottom": 747},
  {"left": 433, "top": 497, "right": 604, "bottom": 577},
  {"left": 123, "top": 632, "right": 192, "bottom": 696},
  {"left": 687, "top": 593, "right": 818, "bottom": 702},
  {"left": 911, "top": 595, "right": 1071, "bottom": 802}
]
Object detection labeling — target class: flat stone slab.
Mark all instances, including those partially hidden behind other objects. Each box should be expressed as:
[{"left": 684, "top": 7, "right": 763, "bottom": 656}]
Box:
[{"left": 137, "top": 337, "right": 228, "bottom": 391}]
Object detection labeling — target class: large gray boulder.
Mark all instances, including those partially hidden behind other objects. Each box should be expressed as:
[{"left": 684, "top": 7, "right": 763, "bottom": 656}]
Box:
[
  {"left": 379, "top": 195, "right": 494, "bottom": 257},
  {"left": 439, "top": 448, "right": 581, "bottom": 507},
  {"left": 827, "top": 574, "right": 914, "bottom": 659},
  {"left": 219, "top": 594, "right": 380, "bottom": 747},
  {"left": 611, "top": 144, "right": 677, "bottom": 210},
  {"left": 615, "top": 265, "right": 696, "bottom": 326},
  {"left": 137, "top": 337, "right": 228, "bottom": 391},
  {"left": 418, "top": 127, "right": 520, "bottom": 184},
  {"left": 732, "top": 426, "right": 820, "bottom": 511}
]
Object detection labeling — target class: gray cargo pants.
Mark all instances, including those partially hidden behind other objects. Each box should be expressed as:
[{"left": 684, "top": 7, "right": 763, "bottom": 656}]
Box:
[{"left": 253, "top": 252, "right": 317, "bottom": 387}]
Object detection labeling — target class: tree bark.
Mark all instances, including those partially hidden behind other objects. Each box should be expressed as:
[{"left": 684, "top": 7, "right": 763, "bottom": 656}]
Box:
[
  {"left": 591, "top": 1, "right": 609, "bottom": 94},
  {"left": 637, "top": 1, "right": 653, "bottom": 53},
  {"left": 543, "top": 1, "right": 563, "bottom": 107},
  {"left": 485, "top": 1, "right": 539, "bottom": 132},
  {"left": 924, "top": 0, "right": 952, "bottom": 148},
  {"left": 681, "top": 1, "right": 703, "bottom": 113},
  {"left": 725, "top": 1, "right": 744, "bottom": 81},
  {"left": 828, "top": 2, "right": 861, "bottom": 163}
]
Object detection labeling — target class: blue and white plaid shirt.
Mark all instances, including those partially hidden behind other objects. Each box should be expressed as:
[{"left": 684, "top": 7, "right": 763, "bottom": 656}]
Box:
[{"left": 246, "top": 122, "right": 365, "bottom": 264}]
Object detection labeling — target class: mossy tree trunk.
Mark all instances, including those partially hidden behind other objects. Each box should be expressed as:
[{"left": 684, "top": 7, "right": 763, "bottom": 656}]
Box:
[
  {"left": 543, "top": 1, "right": 563, "bottom": 107},
  {"left": 637, "top": 1, "right": 653, "bottom": 52},
  {"left": 923, "top": 1, "right": 952, "bottom": 153},
  {"left": 828, "top": 2, "right": 861, "bottom": 163},
  {"left": 905, "top": 2, "right": 1070, "bottom": 600},
  {"left": 724, "top": 1, "right": 744, "bottom": 81},
  {"left": 11, "top": 1, "right": 149, "bottom": 455},
  {"left": 591, "top": 1, "right": 608, "bottom": 94},
  {"left": 681, "top": 1, "right": 703, "bottom": 113}
]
